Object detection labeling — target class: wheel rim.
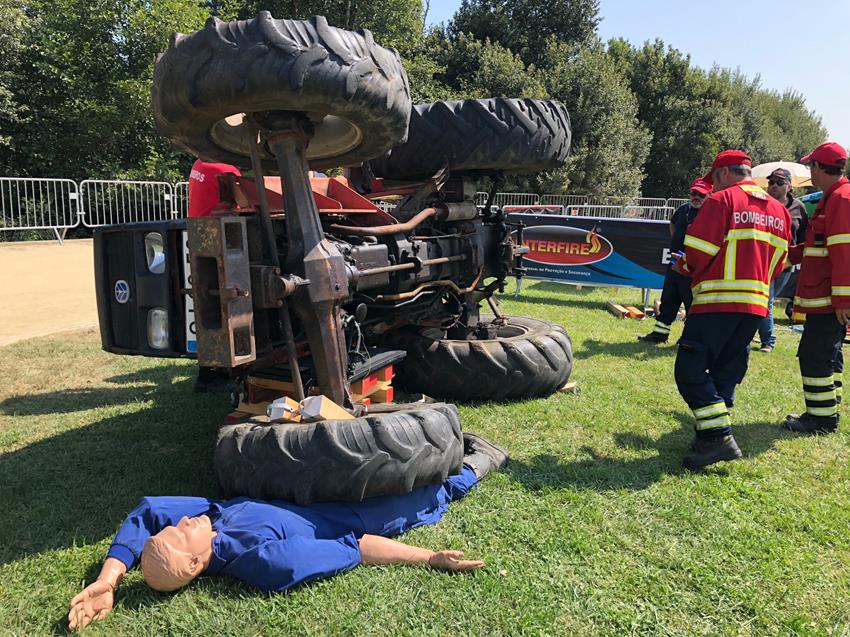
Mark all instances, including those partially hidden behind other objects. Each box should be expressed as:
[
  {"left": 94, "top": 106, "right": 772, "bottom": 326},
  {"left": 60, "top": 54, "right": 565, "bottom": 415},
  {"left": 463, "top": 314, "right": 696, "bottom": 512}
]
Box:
[
  {"left": 209, "top": 113, "right": 364, "bottom": 162},
  {"left": 420, "top": 319, "right": 532, "bottom": 342}
]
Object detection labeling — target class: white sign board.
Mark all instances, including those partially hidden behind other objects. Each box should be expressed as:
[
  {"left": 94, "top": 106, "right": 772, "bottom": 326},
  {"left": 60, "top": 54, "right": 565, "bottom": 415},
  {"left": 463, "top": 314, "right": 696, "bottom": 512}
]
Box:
[{"left": 182, "top": 231, "right": 197, "bottom": 353}]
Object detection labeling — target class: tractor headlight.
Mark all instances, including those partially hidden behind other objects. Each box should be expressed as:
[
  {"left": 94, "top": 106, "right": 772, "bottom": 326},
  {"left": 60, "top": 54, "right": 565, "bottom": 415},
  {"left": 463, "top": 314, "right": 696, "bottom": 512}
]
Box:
[
  {"left": 147, "top": 308, "right": 169, "bottom": 349},
  {"left": 144, "top": 232, "right": 166, "bottom": 274}
]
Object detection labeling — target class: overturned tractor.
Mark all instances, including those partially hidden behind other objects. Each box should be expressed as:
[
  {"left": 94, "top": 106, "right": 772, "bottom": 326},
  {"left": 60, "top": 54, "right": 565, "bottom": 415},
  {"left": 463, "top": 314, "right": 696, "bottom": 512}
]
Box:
[{"left": 94, "top": 13, "right": 573, "bottom": 503}]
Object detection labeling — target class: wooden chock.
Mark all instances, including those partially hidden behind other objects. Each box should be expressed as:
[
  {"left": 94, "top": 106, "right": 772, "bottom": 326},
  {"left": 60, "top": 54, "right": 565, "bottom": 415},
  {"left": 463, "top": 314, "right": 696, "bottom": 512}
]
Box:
[{"left": 606, "top": 300, "right": 629, "bottom": 318}]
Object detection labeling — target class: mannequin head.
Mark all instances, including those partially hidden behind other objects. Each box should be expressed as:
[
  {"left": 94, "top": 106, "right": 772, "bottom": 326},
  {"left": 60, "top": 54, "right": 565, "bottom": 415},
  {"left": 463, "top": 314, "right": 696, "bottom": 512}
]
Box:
[{"left": 140, "top": 515, "right": 216, "bottom": 592}]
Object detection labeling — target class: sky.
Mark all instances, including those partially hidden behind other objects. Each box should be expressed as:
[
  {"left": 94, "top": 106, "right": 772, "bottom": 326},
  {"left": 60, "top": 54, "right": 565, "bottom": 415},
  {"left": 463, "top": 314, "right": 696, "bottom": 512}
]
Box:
[{"left": 425, "top": 0, "right": 850, "bottom": 153}]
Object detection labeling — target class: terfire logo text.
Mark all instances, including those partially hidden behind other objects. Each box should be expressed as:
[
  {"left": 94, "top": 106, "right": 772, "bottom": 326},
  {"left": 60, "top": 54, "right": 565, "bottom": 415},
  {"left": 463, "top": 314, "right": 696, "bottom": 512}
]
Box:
[{"left": 523, "top": 225, "right": 613, "bottom": 266}]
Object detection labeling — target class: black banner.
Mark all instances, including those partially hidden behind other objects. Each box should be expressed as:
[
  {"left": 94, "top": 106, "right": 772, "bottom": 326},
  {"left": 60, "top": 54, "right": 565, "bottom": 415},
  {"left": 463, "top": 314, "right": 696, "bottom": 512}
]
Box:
[{"left": 507, "top": 213, "right": 672, "bottom": 289}]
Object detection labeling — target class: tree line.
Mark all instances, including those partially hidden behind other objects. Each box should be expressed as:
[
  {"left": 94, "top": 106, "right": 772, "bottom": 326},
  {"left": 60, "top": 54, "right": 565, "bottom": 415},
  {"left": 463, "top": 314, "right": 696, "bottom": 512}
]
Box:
[{"left": 0, "top": 0, "right": 827, "bottom": 199}]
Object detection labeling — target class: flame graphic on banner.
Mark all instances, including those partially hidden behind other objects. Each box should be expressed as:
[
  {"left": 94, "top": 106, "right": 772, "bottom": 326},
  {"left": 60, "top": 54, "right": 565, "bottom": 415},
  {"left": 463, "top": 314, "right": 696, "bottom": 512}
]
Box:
[{"left": 586, "top": 229, "right": 601, "bottom": 255}]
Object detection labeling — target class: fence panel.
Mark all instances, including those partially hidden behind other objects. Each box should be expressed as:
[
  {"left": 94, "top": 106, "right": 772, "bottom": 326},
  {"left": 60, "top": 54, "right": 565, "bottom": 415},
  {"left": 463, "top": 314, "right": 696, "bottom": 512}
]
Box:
[
  {"left": 473, "top": 192, "right": 541, "bottom": 207},
  {"left": 666, "top": 198, "right": 688, "bottom": 209},
  {"left": 540, "top": 194, "right": 589, "bottom": 207},
  {"left": 634, "top": 197, "right": 668, "bottom": 208},
  {"left": 174, "top": 181, "right": 189, "bottom": 217},
  {"left": 79, "top": 180, "right": 176, "bottom": 227},
  {"left": 0, "top": 178, "right": 80, "bottom": 232},
  {"left": 565, "top": 204, "right": 674, "bottom": 220}
]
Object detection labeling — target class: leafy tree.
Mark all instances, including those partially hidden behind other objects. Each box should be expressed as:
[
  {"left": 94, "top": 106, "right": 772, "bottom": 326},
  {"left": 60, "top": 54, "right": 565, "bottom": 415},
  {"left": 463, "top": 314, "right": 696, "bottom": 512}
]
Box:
[
  {"left": 401, "top": 28, "right": 456, "bottom": 104},
  {"left": 437, "top": 32, "right": 545, "bottom": 100},
  {"left": 2, "top": 0, "right": 208, "bottom": 179},
  {"left": 541, "top": 39, "right": 649, "bottom": 198},
  {"left": 0, "top": 0, "right": 30, "bottom": 170},
  {"left": 607, "top": 39, "right": 723, "bottom": 196},
  {"left": 227, "top": 0, "right": 423, "bottom": 54},
  {"left": 449, "top": 0, "right": 599, "bottom": 66},
  {"left": 608, "top": 39, "right": 826, "bottom": 195}
]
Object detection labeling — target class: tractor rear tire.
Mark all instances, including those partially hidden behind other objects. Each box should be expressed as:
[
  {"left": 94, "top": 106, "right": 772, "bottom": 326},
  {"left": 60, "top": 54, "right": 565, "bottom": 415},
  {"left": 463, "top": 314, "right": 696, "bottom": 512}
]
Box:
[
  {"left": 153, "top": 13, "right": 411, "bottom": 171},
  {"left": 368, "top": 98, "right": 571, "bottom": 179},
  {"left": 391, "top": 315, "right": 573, "bottom": 402},
  {"left": 214, "top": 403, "right": 463, "bottom": 505}
]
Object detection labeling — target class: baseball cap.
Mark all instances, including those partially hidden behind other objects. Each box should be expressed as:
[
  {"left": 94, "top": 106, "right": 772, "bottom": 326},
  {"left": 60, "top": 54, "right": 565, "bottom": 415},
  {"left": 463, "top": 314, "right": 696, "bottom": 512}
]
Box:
[
  {"left": 768, "top": 168, "right": 792, "bottom": 183},
  {"left": 702, "top": 150, "right": 753, "bottom": 184},
  {"left": 800, "top": 142, "right": 848, "bottom": 167},
  {"left": 689, "top": 178, "right": 712, "bottom": 195}
]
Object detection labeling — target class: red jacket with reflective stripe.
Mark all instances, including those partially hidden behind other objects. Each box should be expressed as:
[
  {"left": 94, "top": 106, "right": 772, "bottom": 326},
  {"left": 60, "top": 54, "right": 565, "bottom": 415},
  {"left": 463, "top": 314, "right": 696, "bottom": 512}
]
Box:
[
  {"left": 788, "top": 177, "right": 850, "bottom": 314},
  {"left": 682, "top": 180, "right": 791, "bottom": 317}
]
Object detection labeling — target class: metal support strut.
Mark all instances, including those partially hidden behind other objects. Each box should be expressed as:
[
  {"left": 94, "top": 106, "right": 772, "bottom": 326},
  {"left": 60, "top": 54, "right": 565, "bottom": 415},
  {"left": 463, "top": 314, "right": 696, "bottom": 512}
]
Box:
[
  {"left": 255, "top": 111, "right": 351, "bottom": 407},
  {"left": 244, "top": 116, "right": 305, "bottom": 401}
]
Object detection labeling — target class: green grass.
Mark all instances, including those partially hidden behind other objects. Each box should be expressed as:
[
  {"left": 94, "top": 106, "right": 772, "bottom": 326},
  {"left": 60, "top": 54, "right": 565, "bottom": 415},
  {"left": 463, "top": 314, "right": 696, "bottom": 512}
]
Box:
[{"left": 1, "top": 281, "right": 849, "bottom": 636}]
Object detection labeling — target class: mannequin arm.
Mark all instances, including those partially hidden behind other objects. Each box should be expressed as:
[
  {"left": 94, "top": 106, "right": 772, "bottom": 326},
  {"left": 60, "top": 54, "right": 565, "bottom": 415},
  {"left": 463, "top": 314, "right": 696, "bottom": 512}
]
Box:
[
  {"left": 357, "top": 534, "right": 484, "bottom": 571},
  {"left": 67, "top": 557, "right": 127, "bottom": 630}
]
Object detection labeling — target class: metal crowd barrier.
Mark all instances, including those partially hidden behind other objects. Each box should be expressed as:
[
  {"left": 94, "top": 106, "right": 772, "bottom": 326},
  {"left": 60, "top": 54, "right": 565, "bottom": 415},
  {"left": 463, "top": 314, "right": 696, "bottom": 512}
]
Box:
[
  {"left": 565, "top": 204, "right": 675, "bottom": 220},
  {"left": 79, "top": 180, "right": 177, "bottom": 227},
  {"left": 540, "top": 194, "right": 589, "bottom": 207},
  {"left": 474, "top": 191, "right": 541, "bottom": 207},
  {"left": 2, "top": 178, "right": 692, "bottom": 243},
  {"left": 174, "top": 181, "right": 189, "bottom": 217},
  {"left": 0, "top": 177, "right": 80, "bottom": 242}
]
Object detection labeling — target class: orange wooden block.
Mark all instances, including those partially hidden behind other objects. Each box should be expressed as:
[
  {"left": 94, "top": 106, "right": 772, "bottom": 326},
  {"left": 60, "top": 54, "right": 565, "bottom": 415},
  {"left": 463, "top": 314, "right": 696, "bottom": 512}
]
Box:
[
  {"left": 352, "top": 372, "right": 379, "bottom": 396},
  {"left": 377, "top": 365, "right": 393, "bottom": 382},
  {"left": 624, "top": 305, "right": 646, "bottom": 320},
  {"left": 371, "top": 386, "right": 394, "bottom": 403}
]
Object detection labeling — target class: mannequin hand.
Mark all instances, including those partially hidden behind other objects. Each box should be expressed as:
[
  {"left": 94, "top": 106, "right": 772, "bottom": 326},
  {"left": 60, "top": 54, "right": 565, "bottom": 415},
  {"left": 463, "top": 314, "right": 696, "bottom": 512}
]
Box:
[
  {"left": 428, "top": 550, "right": 485, "bottom": 572},
  {"left": 68, "top": 580, "right": 114, "bottom": 630},
  {"left": 836, "top": 308, "right": 850, "bottom": 325}
]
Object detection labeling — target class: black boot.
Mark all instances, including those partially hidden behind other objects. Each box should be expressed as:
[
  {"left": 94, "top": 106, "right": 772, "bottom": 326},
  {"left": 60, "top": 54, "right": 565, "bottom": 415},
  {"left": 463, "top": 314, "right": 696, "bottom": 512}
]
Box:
[
  {"left": 637, "top": 332, "right": 668, "bottom": 344},
  {"left": 682, "top": 435, "right": 742, "bottom": 470},
  {"left": 463, "top": 433, "right": 510, "bottom": 480},
  {"left": 784, "top": 414, "right": 837, "bottom": 435}
]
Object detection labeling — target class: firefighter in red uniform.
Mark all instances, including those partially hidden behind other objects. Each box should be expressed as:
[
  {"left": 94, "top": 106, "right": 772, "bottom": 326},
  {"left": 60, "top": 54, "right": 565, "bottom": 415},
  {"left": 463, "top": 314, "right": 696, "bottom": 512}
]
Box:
[
  {"left": 785, "top": 142, "right": 850, "bottom": 434},
  {"left": 672, "top": 150, "right": 792, "bottom": 469}
]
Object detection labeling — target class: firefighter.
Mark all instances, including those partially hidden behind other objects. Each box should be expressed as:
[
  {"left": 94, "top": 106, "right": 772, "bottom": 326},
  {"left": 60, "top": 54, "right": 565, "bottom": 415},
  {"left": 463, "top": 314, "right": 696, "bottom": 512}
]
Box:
[
  {"left": 639, "top": 178, "right": 712, "bottom": 343},
  {"left": 672, "top": 150, "right": 791, "bottom": 470},
  {"left": 785, "top": 142, "right": 850, "bottom": 434}
]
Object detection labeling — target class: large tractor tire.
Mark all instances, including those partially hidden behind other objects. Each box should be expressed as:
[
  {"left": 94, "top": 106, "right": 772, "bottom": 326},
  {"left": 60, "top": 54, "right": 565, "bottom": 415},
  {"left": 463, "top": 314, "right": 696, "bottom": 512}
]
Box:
[
  {"left": 152, "top": 12, "right": 411, "bottom": 171},
  {"left": 368, "top": 98, "right": 571, "bottom": 179},
  {"left": 391, "top": 315, "right": 573, "bottom": 402},
  {"left": 215, "top": 403, "right": 463, "bottom": 505}
]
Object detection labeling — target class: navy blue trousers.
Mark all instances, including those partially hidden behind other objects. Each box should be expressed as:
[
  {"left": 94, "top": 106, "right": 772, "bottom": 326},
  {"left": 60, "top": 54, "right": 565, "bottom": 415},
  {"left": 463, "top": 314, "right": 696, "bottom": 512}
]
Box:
[
  {"left": 657, "top": 267, "right": 693, "bottom": 325},
  {"left": 797, "top": 313, "right": 845, "bottom": 424},
  {"left": 675, "top": 313, "right": 762, "bottom": 438}
]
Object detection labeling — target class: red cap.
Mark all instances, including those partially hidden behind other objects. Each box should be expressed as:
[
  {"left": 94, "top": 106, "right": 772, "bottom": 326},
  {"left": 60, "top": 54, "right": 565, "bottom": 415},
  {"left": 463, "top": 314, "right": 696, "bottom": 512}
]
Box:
[
  {"left": 702, "top": 149, "right": 752, "bottom": 184},
  {"left": 689, "top": 178, "right": 713, "bottom": 195},
  {"left": 801, "top": 141, "right": 848, "bottom": 168}
]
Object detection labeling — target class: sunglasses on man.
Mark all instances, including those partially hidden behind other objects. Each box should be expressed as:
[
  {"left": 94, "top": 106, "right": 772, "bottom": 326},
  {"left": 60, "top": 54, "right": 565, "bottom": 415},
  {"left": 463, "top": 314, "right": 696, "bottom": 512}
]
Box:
[
  {"left": 689, "top": 191, "right": 707, "bottom": 198},
  {"left": 767, "top": 178, "right": 788, "bottom": 186}
]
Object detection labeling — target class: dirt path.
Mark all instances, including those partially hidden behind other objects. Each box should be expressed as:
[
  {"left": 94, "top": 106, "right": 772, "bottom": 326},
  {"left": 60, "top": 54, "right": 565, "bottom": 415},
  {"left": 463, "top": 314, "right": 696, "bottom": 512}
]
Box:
[{"left": 0, "top": 239, "right": 97, "bottom": 347}]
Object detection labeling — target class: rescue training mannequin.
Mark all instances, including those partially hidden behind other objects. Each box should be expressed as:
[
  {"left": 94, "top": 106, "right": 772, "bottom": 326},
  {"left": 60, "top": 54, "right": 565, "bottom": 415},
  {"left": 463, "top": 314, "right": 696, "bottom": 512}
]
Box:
[{"left": 68, "top": 433, "right": 508, "bottom": 630}]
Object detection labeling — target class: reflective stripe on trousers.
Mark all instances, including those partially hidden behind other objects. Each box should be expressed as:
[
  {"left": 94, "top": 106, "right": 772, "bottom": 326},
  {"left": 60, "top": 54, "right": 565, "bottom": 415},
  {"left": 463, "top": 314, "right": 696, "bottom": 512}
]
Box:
[{"left": 801, "top": 375, "right": 838, "bottom": 417}]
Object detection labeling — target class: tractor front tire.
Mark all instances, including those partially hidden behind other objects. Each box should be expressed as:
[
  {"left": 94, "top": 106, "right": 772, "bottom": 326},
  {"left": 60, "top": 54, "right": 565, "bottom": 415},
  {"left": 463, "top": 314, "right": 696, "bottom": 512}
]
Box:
[
  {"left": 153, "top": 12, "right": 411, "bottom": 171},
  {"left": 391, "top": 315, "right": 573, "bottom": 402},
  {"left": 215, "top": 403, "right": 463, "bottom": 505}
]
